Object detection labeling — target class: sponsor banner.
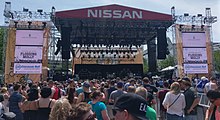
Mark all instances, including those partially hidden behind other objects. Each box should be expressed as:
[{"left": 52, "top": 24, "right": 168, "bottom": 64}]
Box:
[
  {"left": 16, "top": 30, "right": 44, "bottom": 45},
  {"left": 14, "top": 63, "right": 42, "bottom": 74},
  {"left": 184, "top": 64, "right": 208, "bottom": 74},
  {"left": 56, "top": 5, "right": 172, "bottom": 21},
  {"left": 14, "top": 46, "right": 42, "bottom": 63},
  {"left": 182, "top": 32, "right": 206, "bottom": 47},
  {"left": 183, "top": 48, "right": 207, "bottom": 63}
]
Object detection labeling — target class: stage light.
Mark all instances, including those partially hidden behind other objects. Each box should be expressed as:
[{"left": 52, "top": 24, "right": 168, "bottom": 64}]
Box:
[
  {"left": 129, "top": 45, "right": 132, "bottom": 49},
  {"left": 37, "top": 9, "right": 43, "bottom": 13},
  {"left": 28, "top": 21, "right": 32, "bottom": 28},
  {"left": 115, "top": 50, "right": 119, "bottom": 54},
  {"left": 201, "top": 25, "right": 204, "bottom": 30},
  {"left": 37, "top": 9, "right": 43, "bottom": 15},
  {"left": 42, "top": 22, "right": 47, "bottom": 28},
  {"left": 23, "top": 8, "right": 28, "bottom": 12},
  {"left": 179, "top": 25, "right": 183, "bottom": 31},
  {"left": 14, "top": 21, "right": 18, "bottom": 28},
  {"left": 192, "top": 25, "right": 195, "bottom": 30},
  {"left": 127, "top": 54, "right": 130, "bottom": 59},
  {"left": 51, "top": 6, "right": 55, "bottom": 16},
  {"left": 197, "top": 14, "right": 202, "bottom": 17},
  {"left": 111, "top": 50, "right": 114, "bottom": 54},
  {"left": 184, "top": 13, "right": 189, "bottom": 16}
]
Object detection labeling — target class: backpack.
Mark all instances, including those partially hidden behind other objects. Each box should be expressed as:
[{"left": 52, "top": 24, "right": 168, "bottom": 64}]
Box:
[
  {"left": 82, "top": 91, "right": 92, "bottom": 103},
  {"left": 52, "top": 87, "right": 61, "bottom": 100},
  {"left": 196, "top": 79, "right": 209, "bottom": 92}
]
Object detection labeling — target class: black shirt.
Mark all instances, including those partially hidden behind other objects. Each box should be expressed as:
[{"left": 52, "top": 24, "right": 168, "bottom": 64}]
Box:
[{"left": 183, "top": 87, "right": 197, "bottom": 115}]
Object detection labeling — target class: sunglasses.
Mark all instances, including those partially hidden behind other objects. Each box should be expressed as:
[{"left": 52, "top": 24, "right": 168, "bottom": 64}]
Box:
[
  {"left": 85, "top": 113, "right": 96, "bottom": 120},
  {"left": 112, "top": 109, "right": 124, "bottom": 116}
]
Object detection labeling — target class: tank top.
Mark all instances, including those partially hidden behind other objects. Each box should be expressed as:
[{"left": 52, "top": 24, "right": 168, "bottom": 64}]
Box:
[
  {"left": 37, "top": 100, "right": 52, "bottom": 120},
  {"left": 83, "top": 91, "right": 91, "bottom": 103}
]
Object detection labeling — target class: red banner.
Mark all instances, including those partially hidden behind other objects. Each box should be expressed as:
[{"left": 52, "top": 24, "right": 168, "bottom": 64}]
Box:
[{"left": 56, "top": 4, "right": 172, "bottom": 21}]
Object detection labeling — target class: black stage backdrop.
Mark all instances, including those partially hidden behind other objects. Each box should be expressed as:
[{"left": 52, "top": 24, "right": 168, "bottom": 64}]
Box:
[{"left": 75, "top": 64, "right": 143, "bottom": 79}]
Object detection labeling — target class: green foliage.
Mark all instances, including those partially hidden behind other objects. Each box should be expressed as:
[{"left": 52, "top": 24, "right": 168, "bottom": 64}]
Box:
[
  {"left": 214, "top": 50, "right": 220, "bottom": 72},
  {"left": 143, "top": 58, "right": 148, "bottom": 74},
  {"left": 158, "top": 55, "right": 175, "bottom": 70},
  {"left": 0, "top": 28, "right": 3, "bottom": 72}
]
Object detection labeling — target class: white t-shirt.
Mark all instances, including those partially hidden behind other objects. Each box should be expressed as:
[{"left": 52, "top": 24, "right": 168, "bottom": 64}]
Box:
[{"left": 162, "top": 92, "right": 186, "bottom": 116}]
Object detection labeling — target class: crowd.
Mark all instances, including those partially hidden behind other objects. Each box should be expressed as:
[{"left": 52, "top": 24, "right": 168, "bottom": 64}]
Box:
[{"left": 0, "top": 75, "right": 219, "bottom": 120}]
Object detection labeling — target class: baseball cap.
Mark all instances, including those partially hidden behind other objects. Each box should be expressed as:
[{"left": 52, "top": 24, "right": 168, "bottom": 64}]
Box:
[
  {"left": 113, "top": 93, "right": 148, "bottom": 120},
  {"left": 83, "top": 82, "right": 90, "bottom": 88},
  {"left": 117, "top": 82, "right": 124, "bottom": 88}
]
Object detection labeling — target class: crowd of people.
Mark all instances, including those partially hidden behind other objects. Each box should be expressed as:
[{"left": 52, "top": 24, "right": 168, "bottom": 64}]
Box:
[{"left": 0, "top": 75, "right": 218, "bottom": 120}]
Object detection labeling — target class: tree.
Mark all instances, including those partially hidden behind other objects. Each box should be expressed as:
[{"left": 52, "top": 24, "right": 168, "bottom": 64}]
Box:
[
  {"left": 214, "top": 50, "right": 220, "bottom": 72},
  {"left": 143, "top": 58, "right": 148, "bottom": 74},
  {"left": 158, "top": 55, "right": 175, "bottom": 70},
  {"left": 0, "top": 28, "right": 3, "bottom": 73}
]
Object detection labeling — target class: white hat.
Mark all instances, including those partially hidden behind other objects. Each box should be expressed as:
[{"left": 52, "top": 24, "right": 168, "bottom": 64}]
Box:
[{"left": 201, "top": 76, "right": 207, "bottom": 80}]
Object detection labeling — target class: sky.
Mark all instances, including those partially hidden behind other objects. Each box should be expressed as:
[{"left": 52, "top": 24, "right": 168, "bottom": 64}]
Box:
[{"left": 0, "top": 0, "right": 219, "bottom": 42}]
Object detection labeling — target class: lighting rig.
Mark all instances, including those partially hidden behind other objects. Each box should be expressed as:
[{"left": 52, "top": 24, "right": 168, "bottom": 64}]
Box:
[
  {"left": 3, "top": 2, "right": 59, "bottom": 78},
  {"left": 172, "top": 7, "right": 217, "bottom": 31}
]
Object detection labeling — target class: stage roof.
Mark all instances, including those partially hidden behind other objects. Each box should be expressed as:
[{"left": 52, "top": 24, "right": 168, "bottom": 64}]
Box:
[{"left": 55, "top": 4, "right": 173, "bottom": 45}]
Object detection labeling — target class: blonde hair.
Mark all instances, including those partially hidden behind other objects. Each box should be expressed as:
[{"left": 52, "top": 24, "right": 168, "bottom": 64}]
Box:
[
  {"left": 127, "top": 86, "right": 136, "bottom": 93},
  {"left": 170, "top": 82, "right": 181, "bottom": 95},
  {"left": 67, "top": 102, "right": 92, "bottom": 120},
  {"left": 49, "top": 98, "right": 72, "bottom": 120},
  {"left": 135, "top": 87, "right": 148, "bottom": 99},
  {"left": 0, "top": 87, "right": 7, "bottom": 93}
]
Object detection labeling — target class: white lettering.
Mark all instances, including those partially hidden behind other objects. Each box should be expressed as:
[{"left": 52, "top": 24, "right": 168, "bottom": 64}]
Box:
[
  {"left": 103, "top": 10, "right": 112, "bottom": 18},
  {"left": 87, "top": 9, "right": 143, "bottom": 19},
  {"left": 122, "top": 11, "right": 132, "bottom": 18},
  {"left": 113, "top": 10, "right": 122, "bottom": 18},
  {"left": 133, "top": 11, "right": 142, "bottom": 19},
  {"left": 139, "top": 103, "right": 146, "bottom": 112},
  {"left": 99, "top": 10, "right": 102, "bottom": 18},
  {"left": 88, "top": 9, "right": 97, "bottom": 17}
]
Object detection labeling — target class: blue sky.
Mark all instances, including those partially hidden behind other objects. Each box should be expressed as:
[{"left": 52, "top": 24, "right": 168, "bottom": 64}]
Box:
[{"left": 1, "top": 0, "right": 219, "bottom": 42}]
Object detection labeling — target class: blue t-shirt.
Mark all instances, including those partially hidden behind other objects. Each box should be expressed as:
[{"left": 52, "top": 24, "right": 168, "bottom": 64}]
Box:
[{"left": 88, "top": 101, "right": 107, "bottom": 120}]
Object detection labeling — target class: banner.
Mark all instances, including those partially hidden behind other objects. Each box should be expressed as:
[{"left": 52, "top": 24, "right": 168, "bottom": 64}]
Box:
[
  {"left": 182, "top": 32, "right": 206, "bottom": 47},
  {"left": 14, "top": 63, "right": 42, "bottom": 74},
  {"left": 14, "top": 46, "right": 43, "bottom": 63},
  {"left": 184, "top": 64, "right": 208, "bottom": 74},
  {"left": 16, "top": 30, "right": 44, "bottom": 45},
  {"left": 183, "top": 48, "right": 207, "bottom": 63}
]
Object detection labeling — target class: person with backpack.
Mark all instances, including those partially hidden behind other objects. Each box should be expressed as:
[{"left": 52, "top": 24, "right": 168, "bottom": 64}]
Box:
[
  {"left": 196, "top": 76, "right": 209, "bottom": 93},
  {"left": 157, "top": 81, "right": 169, "bottom": 120},
  {"left": 48, "top": 81, "right": 61, "bottom": 100},
  {"left": 77, "top": 81, "right": 92, "bottom": 103}
]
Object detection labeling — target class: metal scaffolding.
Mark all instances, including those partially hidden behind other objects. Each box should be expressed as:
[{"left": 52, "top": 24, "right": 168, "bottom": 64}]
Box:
[
  {"left": 171, "top": 7, "right": 217, "bottom": 74},
  {"left": 3, "top": 2, "right": 61, "bottom": 78}
]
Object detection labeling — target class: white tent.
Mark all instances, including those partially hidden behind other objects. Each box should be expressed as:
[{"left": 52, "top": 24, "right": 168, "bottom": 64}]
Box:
[{"left": 161, "top": 66, "right": 175, "bottom": 72}]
